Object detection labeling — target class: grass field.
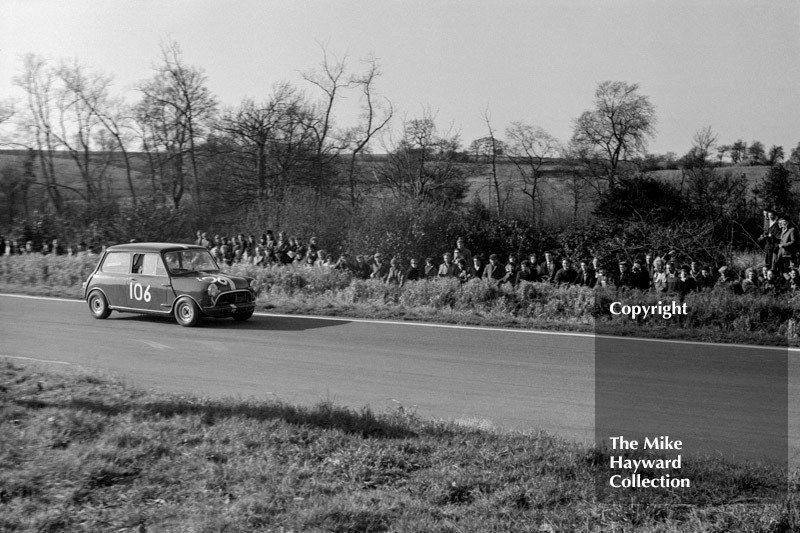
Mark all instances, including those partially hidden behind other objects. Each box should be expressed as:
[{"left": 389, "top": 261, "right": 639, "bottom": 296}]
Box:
[{"left": 1, "top": 360, "right": 797, "bottom": 532}]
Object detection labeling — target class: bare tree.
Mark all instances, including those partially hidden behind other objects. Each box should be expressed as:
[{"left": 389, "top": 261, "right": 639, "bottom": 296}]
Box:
[
  {"left": 60, "top": 62, "right": 139, "bottom": 207},
  {"left": 13, "top": 54, "right": 68, "bottom": 213},
  {"left": 377, "top": 110, "right": 467, "bottom": 204},
  {"left": 135, "top": 40, "right": 217, "bottom": 209},
  {"left": 214, "top": 82, "right": 317, "bottom": 219},
  {"left": 505, "top": 121, "right": 560, "bottom": 227},
  {"left": 337, "top": 56, "right": 393, "bottom": 211},
  {"left": 571, "top": 81, "right": 656, "bottom": 188},
  {"left": 301, "top": 44, "right": 350, "bottom": 205},
  {"left": 691, "top": 126, "right": 718, "bottom": 163}
]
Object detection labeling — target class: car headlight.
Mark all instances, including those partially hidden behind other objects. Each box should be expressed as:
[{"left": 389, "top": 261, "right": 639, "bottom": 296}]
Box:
[
  {"left": 207, "top": 284, "right": 220, "bottom": 298},
  {"left": 250, "top": 279, "right": 258, "bottom": 289}
]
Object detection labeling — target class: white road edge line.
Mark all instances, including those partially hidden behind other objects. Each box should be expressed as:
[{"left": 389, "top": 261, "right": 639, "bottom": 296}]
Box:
[
  {"left": 1, "top": 354, "right": 72, "bottom": 365},
  {"left": 1, "top": 293, "right": 795, "bottom": 352}
]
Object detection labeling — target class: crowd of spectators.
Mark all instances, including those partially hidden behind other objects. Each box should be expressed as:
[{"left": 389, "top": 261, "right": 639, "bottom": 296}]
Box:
[
  {"left": 0, "top": 237, "right": 100, "bottom": 257},
  {"left": 3, "top": 207, "right": 797, "bottom": 300},
  {"left": 189, "top": 212, "right": 800, "bottom": 299}
]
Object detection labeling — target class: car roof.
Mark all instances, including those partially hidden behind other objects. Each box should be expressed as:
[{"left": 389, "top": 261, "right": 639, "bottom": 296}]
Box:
[{"left": 105, "top": 242, "right": 206, "bottom": 253}]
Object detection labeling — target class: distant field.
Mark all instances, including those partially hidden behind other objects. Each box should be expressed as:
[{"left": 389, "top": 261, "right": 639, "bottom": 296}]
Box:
[{"left": 0, "top": 148, "right": 773, "bottom": 221}]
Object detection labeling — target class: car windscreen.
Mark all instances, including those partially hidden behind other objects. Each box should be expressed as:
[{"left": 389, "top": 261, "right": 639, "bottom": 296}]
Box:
[{"left": 163, "top": 250, "right": 220, "bottom": 274}]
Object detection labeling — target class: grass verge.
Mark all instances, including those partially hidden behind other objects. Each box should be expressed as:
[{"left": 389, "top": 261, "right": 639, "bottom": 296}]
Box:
[{"left": 1, "top": 360, "right": 797, "bottom": 532}]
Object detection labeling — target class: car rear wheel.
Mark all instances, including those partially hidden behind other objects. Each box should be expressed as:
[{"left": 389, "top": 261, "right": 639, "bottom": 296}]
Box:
[
  {"left": 174, "top": 298, "right": 201, "bottom": 327},
  {"left": 232, "top": 309, "right": 254, "bottom": 322},
  {"left": 88, "top": 291, "right": 111, "bottom": 319}
]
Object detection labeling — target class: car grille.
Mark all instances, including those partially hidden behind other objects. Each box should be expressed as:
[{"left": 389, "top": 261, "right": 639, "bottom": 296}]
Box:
[{"left": 215, "top": 290, "right": 253, "bottom": 306}]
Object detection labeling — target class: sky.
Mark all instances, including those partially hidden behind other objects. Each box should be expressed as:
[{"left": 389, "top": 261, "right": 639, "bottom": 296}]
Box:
[{"left": 1, "top": 0, "right": 798, "bottom": 156}]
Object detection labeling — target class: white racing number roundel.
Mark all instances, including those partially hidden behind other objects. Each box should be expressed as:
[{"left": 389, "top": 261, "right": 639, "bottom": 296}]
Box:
[{"left": 198, "top": 275, "right": 233, "bottom": 288}]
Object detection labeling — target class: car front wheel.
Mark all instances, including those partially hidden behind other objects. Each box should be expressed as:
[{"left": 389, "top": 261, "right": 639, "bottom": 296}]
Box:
[
  {"left": 88, "top": 291, "right": 111, "bottom": 319},
  {"left": 174, "top": 298, "right": 201, "bottom": 327}
]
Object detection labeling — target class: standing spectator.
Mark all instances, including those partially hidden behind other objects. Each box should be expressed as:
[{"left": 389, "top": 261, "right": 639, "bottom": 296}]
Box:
[
  {"left": 453, "top": 237, "right": 473, "bottom": 267},
  {"left": 438, "top": 252, "right": 460, "bottom": 278},
  {"left": 776, "top": 215, "right": 797, "bottom": 274},
  {"left": 483, "top": 254, "right": 505, "bottom": 283},
  {"left": 52, "top": 239, "right": 65, "bottom": 256},
  {"left": 759, "top": 209, "right": 781, "bottom": 269}
]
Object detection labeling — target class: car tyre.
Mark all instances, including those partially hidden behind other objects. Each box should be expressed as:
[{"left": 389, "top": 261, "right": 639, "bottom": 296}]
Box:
[
  {"left": 88, "top": 291, "right": 111, "bottom": 319},
  {"left": 174, "top": 298, "right": 201, "bottom": 327},
  {"left": 232, "top": 309, "right": 254, "bottom": 322}
]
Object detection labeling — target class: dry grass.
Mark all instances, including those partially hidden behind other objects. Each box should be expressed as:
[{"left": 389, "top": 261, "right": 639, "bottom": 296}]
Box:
[{"left": 1, "top": 360, "right": 796, "bottom": 532}]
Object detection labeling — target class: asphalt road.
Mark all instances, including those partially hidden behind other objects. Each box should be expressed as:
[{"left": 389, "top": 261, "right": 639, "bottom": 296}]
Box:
[{"left": 1, "top": 294, "right": 797, "bottom": 465}]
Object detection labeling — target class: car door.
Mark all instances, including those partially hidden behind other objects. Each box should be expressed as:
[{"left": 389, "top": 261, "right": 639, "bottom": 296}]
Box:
[
  {"left": 128, "top": 253, "right": 173, "bottom": 313},
  {"left": 95, "top": 251, "right": 131, "bottom": 306}
]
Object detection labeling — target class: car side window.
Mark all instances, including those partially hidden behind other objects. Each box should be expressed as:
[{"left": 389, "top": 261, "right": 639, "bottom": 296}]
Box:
[
  {"left": 141, "top": 253, "right": 167, "bottom": 276},
  {"left": 101, "top": 252, "right": 131, "bottom": 274}
]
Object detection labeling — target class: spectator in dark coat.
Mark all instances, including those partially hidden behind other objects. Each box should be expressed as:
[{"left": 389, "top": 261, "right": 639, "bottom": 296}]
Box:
[
  {"left": 424, "top": 257, "right": 437, "bottom": 279},
  {"left": 405, "top": 258, "right": 422, "bottom": 282},
  {"left": 574, "top": 260, "right": 596, "bottom": 288},
  {"left": 758, "top": 210, "right": 781, "bottom": 269},
  {"left": 483, "top": 254, "right": 505, "bottom": 284},
  {"left": 776, "top": 216, "right": 797, "bottom": 274},
  {"left": 677, "top": 267, "right": 698, "bottom": 298},
  {"left": 538, "top": 251, "right": 560, "bottom": 283},
  {"left": 472, "top": 256, "right": 486, "bottom": 280},
  {"left": 515, "top": 260, "right": 537, "bottom": 284},
  {"left": 616, "top": 260, "right": 636, "bottom": 290},
  {"left": 554, "top": 259, "right": 579, "bottom": 286},
  {"left": 631, "top": 259, "right": 650, "bottom": 291}
]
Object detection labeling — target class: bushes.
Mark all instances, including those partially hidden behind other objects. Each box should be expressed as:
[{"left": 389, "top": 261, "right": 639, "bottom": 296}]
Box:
[
  {"left": 594, "top": 286, "right": 795, "bottom": 337},
  {"left": 1, "top": 254, "right": 797, "bottom": 342},
  {"left": 0, "top": 254, "right": 98, "bottom": 288}
]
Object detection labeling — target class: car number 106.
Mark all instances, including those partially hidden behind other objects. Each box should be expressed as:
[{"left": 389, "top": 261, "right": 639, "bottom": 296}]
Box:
[{"left": 129, "top": 282, "right": 152, "bottom": 302}]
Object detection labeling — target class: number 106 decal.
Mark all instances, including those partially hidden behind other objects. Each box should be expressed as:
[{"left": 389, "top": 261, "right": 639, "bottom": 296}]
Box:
[{"left": 129, "top": 282, "right": 152, "bottom": 302}]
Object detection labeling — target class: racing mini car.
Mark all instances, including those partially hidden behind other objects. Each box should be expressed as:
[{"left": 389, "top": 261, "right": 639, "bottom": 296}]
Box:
[{"left": 83, "top": 242, "right": 258, "bottom": 327}]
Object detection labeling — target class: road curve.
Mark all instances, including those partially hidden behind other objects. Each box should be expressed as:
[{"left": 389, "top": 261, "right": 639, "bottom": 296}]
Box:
[{"left": 2, "top": 294, "right": 798, "bottom": 465}]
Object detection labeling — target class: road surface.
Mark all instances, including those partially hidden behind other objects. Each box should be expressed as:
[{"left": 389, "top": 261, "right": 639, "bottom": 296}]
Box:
[{"left": 1, "top": 294, "right": 797, "bottom": 465}]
